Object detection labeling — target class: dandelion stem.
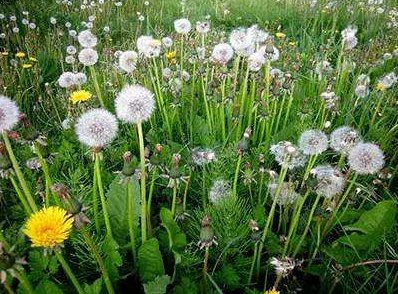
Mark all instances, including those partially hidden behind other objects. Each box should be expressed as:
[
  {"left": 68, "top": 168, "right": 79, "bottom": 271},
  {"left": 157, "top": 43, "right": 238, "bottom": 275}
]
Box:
[
  {"left": 248, "top": 243, "right": 258, "bottom": 284},
  {"left": 94, "top": 153, "right": 113, "bottom": 237},
  {"left": 92, "top": 165, "right": 100, "bottom": 234},
  {"left": 137, "top": 122, "right": 147, "bottom": 243},
  {"left": 2, "top": 131, "right": 37, "bottom": 212},
  {"left": 127, "top": 180, "right": 137, "bottom": 265},
  {"left": 9, "top": 175, "right": 32, "bottom": 214},
  {"left": 14, "top": 270, "right": 34, "bottom": 294},
  {"left": 147, "top": 169, "right": 157, "bottom": 237},
  {"left": 90, "top": 66, "right": 105, "bottom": 108},
  {"left": 55, "top": 251, "right": 85, "bottom": 294},
  {"left": 171, "top": 181, "right": 178, "bottom": 216},
  {"left": 232, "top": 154, "right": 242, "bottom": 199}
]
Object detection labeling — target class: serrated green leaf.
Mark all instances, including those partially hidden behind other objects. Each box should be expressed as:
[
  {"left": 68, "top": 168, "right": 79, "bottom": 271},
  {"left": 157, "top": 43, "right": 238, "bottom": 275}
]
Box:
[
  {"left": 138, "top": 238, "right": 165, "bottom": 283},
  {"left": 107, "top": 175, "right": 140, "bottom": 245},
  {"left": 144, "top": 275, "right": 171, "bottom": 294},
  {"left": 103, "top": 234, "right": 122, "bottom": 282},
  {"left": 35, "top": 280, "right": 63, "bottom": 294},
  {"left": 83, "top": 278, "right": 103, "bottom": 294}
]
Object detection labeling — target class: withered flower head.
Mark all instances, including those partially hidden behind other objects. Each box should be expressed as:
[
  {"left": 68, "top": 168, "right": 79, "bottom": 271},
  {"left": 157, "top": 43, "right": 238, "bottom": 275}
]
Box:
[{"left": 198, "top": 215, "right": 218, "bottom": 249}]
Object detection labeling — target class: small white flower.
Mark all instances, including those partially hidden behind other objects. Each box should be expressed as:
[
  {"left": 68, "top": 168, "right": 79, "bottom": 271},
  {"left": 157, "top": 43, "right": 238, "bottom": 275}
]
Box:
[
  {"left": 0, "top": 95, "right": 20, "bottom": 132},
  {"left": 174, "top": 18, "right": 191, "bottom": 34},
  {"left": 78, "top": 30, "right": 97, "bottom": 48},
  {"left": 115, "top": 85, "right": 155, "bottom": 124},
  {"left": 78, "top": 48, "right": 98, "bottom": 66},
  {"left": 118, "top": 50, "right": 138, "bottom": 73},
  {"left": 66, "top": 45, "right": 77, "bottom": 55},
  {"left": 75, "top": 108, "right": 118, "bottom": 149},
  {"left": 69, "top": 30, "right": 77, "bottom": 37},
  {"left": 65, "top": 55, "right": 76, "bottom": 64}
]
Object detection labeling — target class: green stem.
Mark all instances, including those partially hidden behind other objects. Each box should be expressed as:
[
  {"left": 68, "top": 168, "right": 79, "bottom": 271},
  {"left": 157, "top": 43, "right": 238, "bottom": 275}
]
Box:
[
  {"left": 34, "top": 143, "right": 57, "bottom": 206},
  {"left": 171, "top": 182, "right": 178, "bottom": 216},
  {"left": 10, "top": 175, "right": 32, "bottom": 214},
  {"left": 14, "top": 270, "right": 34, "bottom": 294},
  {"left": 232, "top": 154, "right": 242, "bottom": 199},
  {"left": 92, "top": 165, "right": 100, "bottom": 234},
  {"left": 147, "top": 169, "right": 157, "bottom": 237},
  {"left": 90, "top": 66, "right": 105, "bottom": 108},
  {"left": 137, "top": 123, "right": 147, "bottom": 243},
  {"left": 127, "top": 180, "right": 137, "bottom": 264},
  {"left": 55, "top": 251, "right": 85, "bottom": 294},
  {"left": 248, "top": 243, "right": 258, "bottom": 284},
  {"left": 94, "top": 153, "right": 112, "bottom": 237},
  {"left": 2, "top": 132, "right": 37, "bottom": 212}
]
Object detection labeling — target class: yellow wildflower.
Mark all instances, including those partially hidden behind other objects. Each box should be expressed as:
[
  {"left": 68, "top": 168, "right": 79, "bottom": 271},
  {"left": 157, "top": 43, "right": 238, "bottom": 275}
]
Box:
[
  {"left": 289, "top": 41, "right": 296, "bottom": 46},
  {"left": 23, "top": 206, "right": 73, "bottom": 248},
  {"left": 264, "top": 287, "right": 280, "bottom": 294},
  {"left": 15, "top": 52, "right": 26, "bottom": 58},
  {"left": 1, "top": 52, "right": 8, "bottom": 56},
  {"left": 276, "top": 32, "right": 286, "bottom": 39},
  {"left": 22, "top": 63, "right": 33, "bottom": 69},
  {"left": 376, "top": 83, "right": 385, "bottom": 91},
  {"left": 29, "top": 56, "right": 38, "bottom": 62},
  {"left": 166, "top": 51, "right": 176, "bottom": 59},
  {"left": 70, "top": 90, "right": 92, "bottom": 104}
]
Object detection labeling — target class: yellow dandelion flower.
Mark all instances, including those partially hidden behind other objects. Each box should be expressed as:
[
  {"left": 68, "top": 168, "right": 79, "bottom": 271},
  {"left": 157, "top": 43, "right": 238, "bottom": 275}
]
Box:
[
  {"left": 264, "top": 287, "right": 280, "bottom": 294},
  {"left": 22, "top": 63, "right": 33, "bottom": 69},
  {"left": 29, "top": 56, "right": 38, "bottom": 62},
  {"left": 1, "top": 52, "right": 8, "bottom": 56},
  {"left": 289, "top": 41, "right": 296, "bottom": 46},
  {"left": 166, "top": 51, "right": 176, "bottom": 59},
  {"left": 376, "top": 83, "right": 385, "bottom": 91},
  {"left": 276, "top": 32, "right": 286, "bottom": 39},
  {"left": 23, "top": 206, "right": 73, "bottom": 248},
  {"left": 70, "top": 90, "right": 92, "bottom": 104},
  {"left": 15, "top": 51, "right": 26, "bottom": 58}
]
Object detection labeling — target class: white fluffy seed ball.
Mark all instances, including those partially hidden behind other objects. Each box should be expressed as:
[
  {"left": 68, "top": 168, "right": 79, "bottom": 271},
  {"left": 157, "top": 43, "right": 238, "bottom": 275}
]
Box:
[
  {"left": 77, "top": 29, "right": 97, "bottom": 48},
  {"left": 0, "top": 95, "right": 20, "bottom": 132},
  {"left": 115, "top": 85, "right": 155, "bottom": 124},
  {"left": 75, "top": 108, "right": 118, "bottom": 149},
  {"left": 78, "top": 48, "right": 98, "bottom": 66},
  {"left": 118, "top": 50, "right": 138, "bottom": 73},
  {"left": 299, "top": 129, "right": 328, "bottom": 155},
  {"left": 174, "top": 18, "right": 191, "bottom": 34},
  {"left": 348, "top": 143, "right": 384, "bottom": 175}
]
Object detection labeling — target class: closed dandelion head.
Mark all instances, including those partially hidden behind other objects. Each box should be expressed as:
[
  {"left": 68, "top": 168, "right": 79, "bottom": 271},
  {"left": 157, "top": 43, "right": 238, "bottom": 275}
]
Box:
[
  {"left": 299, "top": 129, "right": 328, "bottom": 155},
  {"left": 174, "top": 18, "right": 191, "bottom": 34},
  {"left": 119, "top": 50, "right": 138, "bottom": 73},
  {"left": 23, "top": 206, "right": 74, "bottom": 248},
  {"left": 0, "top": 95, "right": 20, "bottom": 132},
  {"left": 270, "top": 141, "right": 308, "bottom": 169},
  {"left": 77, "top": 29, "right": 97, "bottom": 48},
  {"left": 115, "top": 84, "right": 155, "bottom": 124},
  {"left": 212, "top": 43, "right": 234, "bottom": 65},
  {"left": 348, "top": 142, "right": 384, "bottom": 175},
  {"left": 311, "top": 165, "right": 345, "bottom": 198},
  {"left": 209, "top": 179, "right": 231, "bottom": 204},
  {"left": 198, "top": 216, "right": 217, "bottom": 249},
  {"left": 330, "top": 126, "right": 361, "bottom": 154},
  {"left": 75, "top": 108, "right": 118, "bottom": 150},
  {"left": 78, "top": 48, "right": 98, "bottom": 66}
]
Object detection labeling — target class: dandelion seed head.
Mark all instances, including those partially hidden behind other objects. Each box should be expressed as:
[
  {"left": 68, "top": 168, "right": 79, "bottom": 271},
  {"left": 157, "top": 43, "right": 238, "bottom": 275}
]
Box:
[
  {"left": 174, "top": 18, "right": 191, "bottom": 34},
  {"left": 191, "top": 148, "right": 216, "bottom": 166},
  {"left": 73, "top": 72, "right": 87, "bottom": 86},
  {"left": 161, "top": 36, "right": 173, "bottom": 48},
  {"left": 229, "top": 28, "right": 253, "bottom": 52},
  {"left": 270, "top": 141, "right": 308, "bottom": 169},
  {"left": 247, "top": 24, "right": 268, "bottom": 43},
  {"left": 78, "top": 29, "right": 97, "bottom": 48},
  {"left": 119, "top": 50, "right": 138, "bottom": 73},
  {"left": 311, "top": 165, "right": 345, "bottom": 198},
  {"left": 209, "top": 180, "right": 231, "bottom": 204},
  {"left": 0, "top": 95, "right": 20, "bottom": 132},
  {"left": 115, "top": 85, "right": 155, "bottom": 124},
  {"left": 75, "top": 108, "right": 118, "bottom": 149},
  {"left": 58, "top": 71, "right": 75, "bottom": 88},
  {"left": 330, "top": 126, "right": 361, "bottom": 154},
  {"left": 211, "top": 43, "right": 234, "bottom": 65},
  {"left": 378, "top": 72, "right": 397, "bottom": 89},
  {"left": 196, "top": 21, "right": 210, "bottom": 34},
  {"left": 248, "top": 51, "right": 265, "bottom": 71},
  {"left": 66, "top": 45, "right": 77, "bottom": 55},
  {"left": 348, "top": 142, "right": 384, "bottom": 174},
  {"left": 269, "top": 182, "right": 299, "bottom": 205},
  {"left": 78, "top": 48, "right": 98, "bottom": 66},
  {"left": 136, "top": 35, "right": 161, "bottom": 58},
  {"left": 298, "top": 129, "right": 328, "bottom": 155}
]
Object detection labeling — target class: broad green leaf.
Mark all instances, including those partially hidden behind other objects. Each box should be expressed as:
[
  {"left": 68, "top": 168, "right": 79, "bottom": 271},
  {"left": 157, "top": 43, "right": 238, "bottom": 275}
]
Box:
[
  {"left": 35, "top": 280, "right": 63, "bottom": 294},
  {"left": 159, "top": 207, "right": 187, "bottom": 252},
  {"left": 138, "top": 238, "right": 165, "bottom": 283},
  {"left": 143, "top": 275, "right": 171, "bottom": 294},
  {"left": 107, "top": 175, "right": 140, "bottom": 245},
  {"left": 83, "top": 278, "right": 103, "bottom": 294},
  {"left": 102, "top": 234, "right": 122, "bottom": 282}
]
